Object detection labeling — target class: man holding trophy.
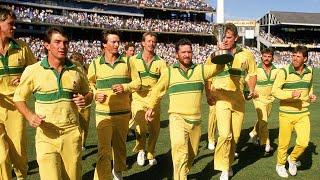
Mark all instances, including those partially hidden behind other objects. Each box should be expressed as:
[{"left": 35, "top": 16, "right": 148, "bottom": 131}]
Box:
[{"left": 208, "top": 22, "right": 258, "bottom": 180}]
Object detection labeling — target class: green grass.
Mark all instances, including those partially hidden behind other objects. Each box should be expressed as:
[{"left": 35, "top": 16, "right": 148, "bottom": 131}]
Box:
[{"left": 24, "top": 69, "right": 320, "bottom": 180}]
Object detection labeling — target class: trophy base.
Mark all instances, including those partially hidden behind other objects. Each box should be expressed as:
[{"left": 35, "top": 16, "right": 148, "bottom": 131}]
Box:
[{"left": 211, "top": 50, "right": 234, "bottom": 64}]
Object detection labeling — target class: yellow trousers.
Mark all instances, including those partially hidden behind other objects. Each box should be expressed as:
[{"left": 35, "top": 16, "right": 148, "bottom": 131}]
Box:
[
  {"left": 78, "top": 106, "right": 91, "bottom": 147},
  {"left": 169, "top": 114, "right": 201, "bottom": 180},
  {"left": 0, "top": 96, "right": 28, "bottom": 180},
  {"left": 277, "top": 112, "right": 310, "bottom": 165},
  {"left": 132, "top": 100, "right": 160, "bottom": 160},
  {"left": 214, "top": 91, "right": 245, "bottom": 171},
  {"left": 250, "top": 100, "right": 273, "bottom": 145},
  {"left": 94, "top": 114, "right": 130, "bottom": 180},
  {"left": 36, "top": 124, "right": 82, "bottom": 180},
  {"left": 207, "top": 105, "right": 217, "bottom": 145}
]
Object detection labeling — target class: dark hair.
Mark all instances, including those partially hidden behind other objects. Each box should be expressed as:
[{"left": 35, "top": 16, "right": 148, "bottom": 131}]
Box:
[
  {"left": 70, "top": 52, "right": 84, "bottom": 63},
  {"left": 142, "top": 32, "right": 157, "bottom": 42},
  {"left": 125, "top": 42, "right": 135, "bottom": 51},
  {"left": 261, "top": 47, "right": 274, "bottom": 56},
  {"left": 101, "top": 29, "right": 120, "bottom": 45},
  {"left": 224, "top": 23, "right": 238, "bottom": 37},
  {"left": 0, "top": 6, "right": 16, "bottom": 21},
  {"left": 44, "top": 26, "right": 68, "bottom": 43},
  {"left": 292, "top": 45, "right": 308, "bottom": 58},
  {"left": 175, "top": 38, "right": 192, "bottom": 52}
]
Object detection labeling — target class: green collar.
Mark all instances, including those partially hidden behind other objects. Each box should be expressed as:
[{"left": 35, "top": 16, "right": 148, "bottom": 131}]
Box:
[
  {"left": 136, "top": 52, "right": 160, "bottom": 61},
  {"left": 234, "top": 45, "right": 243, "bottom": 54},
  {"left": 288, "top": 64, "right": 311, "bottom": 75},
  {"left": 258, "top": 63, "right": 277, "bottom": 70},
  {"left": 172, "top": 62, "right": 196, "bottom": 69},
  {"left": 99, "top": 54, "right": 125, "bottom": 64},
  {"left": 9, "top": 39, "right": 21, "bottom": 50},
  {"left": 40, "top": 57, "right": 75, "bottom": 69}
]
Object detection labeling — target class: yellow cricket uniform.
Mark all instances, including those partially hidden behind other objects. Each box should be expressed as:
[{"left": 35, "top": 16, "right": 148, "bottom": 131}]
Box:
[
  {"left": 208, "top": 47, "right": 257, "bottom": 171},
  {"left": 130, "top": 53, "right": 167, "bottom": 160},
  {"left": 147, "top": 63, "right": 224, "bottom": 180},
  {"left": 13, "top": 58, "right": 90, "bottom": 180},
  {"left": 87, "top": 55, "right": 141, "bottom": 180},
  {"left": 250, "top": 63, "right": 278, "bottom": 145},
  {"left": 272, "top": 64, "right": 313, "bottom": 165},
  {"left": 0, "top": 39, "right": 36, "bottom": 180}
]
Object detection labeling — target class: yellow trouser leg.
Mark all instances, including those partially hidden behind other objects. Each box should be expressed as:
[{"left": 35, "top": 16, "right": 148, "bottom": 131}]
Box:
[
  {"left": 169, "top": 114, "right": 201, "bottom": 180},
  {"left": 290, "top": 114, "right": 310, "bottom": 162},
  {"left": 277, "top": 113, "right": 294, "bottom": 165},
  {"left": 94, "top": 120, "right": 113, "bottom": 180},
  {"left": 132, "top": 101, "right": 160, "bottom": 160},
  {"left": 36, "top": 126, "right": 82, "bottom": 180},
  {"left": 207, "top": 105, "right": 217, "bottom": 144},
  {"left": 79, "top": 107, "right": 91, "bottom": 147},
  {"left": 252, "top": 101, "right": 272, "bottom": 145},
  {"left": 4, "top": 104, "right": 28, "bottom": 179},
  {"left": 214, "top": 100, "right": 244, "bottom": 171},
  {"left": 94, "top": 114, "right": 129, "bottom": 180},
  {"left": 112, "top": 115, "right": 129, "bottom": 171},
  {"left": 0, "top": 123, "right": 11, "bottom": 180}
]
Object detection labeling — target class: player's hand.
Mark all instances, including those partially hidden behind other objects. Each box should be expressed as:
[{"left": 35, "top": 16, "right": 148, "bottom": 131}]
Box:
[
  {"left": 292, "top": 90, "right": 301, "bottom": 99},
  {"left": 95, "top": 92, "right": 107, "bottom": 103},
  {"left": 112, "top": 84, "right": 124, "bottom": 94},
  {"left": 145, "top": 108, "right": 155, "bottom": 122},
  {"left": 309, "top": 94, "right": 317, "bottom": 103},
  {"left": 73, "top": 94, "right": 86, "bottom": 108},
  {"left": 206, "top": 95, "right": 216, "bottom": 106},
  {"left": 10, "top": 77, "right": 20, "bottom": 86},
  {"left": 27, "top": 113, "right": 45, "bottom": 128},
  {"left": 247, "top": 90, "right": 259, "bottom": 99},
  {"left": 217, "top": 42, "right": 227, "bottom": 50}
]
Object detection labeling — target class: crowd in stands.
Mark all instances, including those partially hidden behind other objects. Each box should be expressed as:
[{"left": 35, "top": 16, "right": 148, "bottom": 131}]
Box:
[
  {"left": 259, "top": 30, "right": 285, "bottom": 44},
  {"left": 18, "top": 37, "right": 320, "bottom": 67},
  {"left": 94, "top": 0, "right": 213, "bottom": 11},
  {"left": 11, "top": 5, "right": 213, "bottom": 34}
]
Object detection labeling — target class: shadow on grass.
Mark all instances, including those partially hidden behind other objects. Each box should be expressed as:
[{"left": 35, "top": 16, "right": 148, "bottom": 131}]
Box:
[
  {"left": 125, "top": 150, "right": 173, "bottom": 179},
  {"left": 287, "top": 142, "right": 317, "bottom": 171},
  {"left": 160, "top": 119, "right": 169, "bottom": 128}
]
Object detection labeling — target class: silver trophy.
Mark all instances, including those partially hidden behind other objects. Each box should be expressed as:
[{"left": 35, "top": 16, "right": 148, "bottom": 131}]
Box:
[{"left": 211, "top": 24, "right": 234, "bottom": 64}]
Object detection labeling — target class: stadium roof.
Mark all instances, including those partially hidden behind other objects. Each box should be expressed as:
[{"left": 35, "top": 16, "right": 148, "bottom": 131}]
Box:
[{"left": 258, "top": 11, "right": 320, "bottom": 26}]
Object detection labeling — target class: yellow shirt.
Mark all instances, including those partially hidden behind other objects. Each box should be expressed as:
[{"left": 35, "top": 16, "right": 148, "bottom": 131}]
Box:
[
  {"left": 272, "top": 64, "right": 313, "bottom": 114},
  {"left": 13, "top": 58, "right": 90, "bottom": 127},
  {"left": 254, "top": 63, "right": 279, "bottom": 104},
  {"left": 130, "top": 52, "right": 167, "bottom": 105},
  {"left": 147, "top": 62, "right": 224, "bottom": 123},
  {"left": 0, "top": 39, "right": 36, "bottom": 96},
  {"left": 87, "top": 55, "right": 141, "bottom": 117}
]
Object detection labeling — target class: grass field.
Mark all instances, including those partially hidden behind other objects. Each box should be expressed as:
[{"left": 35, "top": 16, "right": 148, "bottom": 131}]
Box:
[{"left": 23, "top": 69, "right": 320, "bottom": 180}]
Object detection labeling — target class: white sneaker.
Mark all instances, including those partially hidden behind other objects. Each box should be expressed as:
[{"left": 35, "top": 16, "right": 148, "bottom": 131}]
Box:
[
  {"left": 137, "top": 151, "right": 145, "bottom": 166},
  {"left": 219, "top": 171, "right": 229, "bottom": 180},
  {"left": 149, "top": 158, "right": 157, "bottom": 166},
  {"left": 276, "top": 165, "right": 288, "bottom": 178},
  {"left": 234, "top": 152, "right": 239, "bottom": 158},
  {"left": 249, "top": 132, "right": 259, "bottom": 145},
  {"left": 112, "top": 169, "right": 123, "bottom": 180},
  {"left": 208, "top": 143, "right": 215, "bottom": 151},
  {"left": 287, "top": 156, "right": 297, "bottom": 176},
  {"left": 265, "top": 144, "right": 273, "bottom": 153}
]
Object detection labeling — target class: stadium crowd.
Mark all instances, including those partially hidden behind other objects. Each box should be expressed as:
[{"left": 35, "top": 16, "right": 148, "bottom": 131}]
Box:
[
  {"left": 12, "top": 5, "right": 213, "bottom": 34},
  {"left": 107, "top": 0, "right": 213, "bottom": 11},
  {"left": 18, "top": 36, "right": 320, "bottom": 67}
]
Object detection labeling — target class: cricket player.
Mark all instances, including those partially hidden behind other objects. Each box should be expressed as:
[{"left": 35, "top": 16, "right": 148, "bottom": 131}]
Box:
[
  {"left": 145, "top": 38, "right": 224, "bottom": 180},
  {"left": 14, "top": 27, "right": 92, "bottom": 180},
  {"left": 208, "top": 23, "right": 257, "bottom": 180},
  {"left": 249, "top": 48, "right": 278, "bottom": 153},
  {"left": 131, "top": 32, "right": 167, "bottom": 166},
  {"left": 272, "top": 45, "right": 316, "bottom": 178},
  {"left": 0, "top": 7, "right": 36, "bottom": 180},
  {"left": 87, "top": 30, "right": 141, "bottom": 180}
]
